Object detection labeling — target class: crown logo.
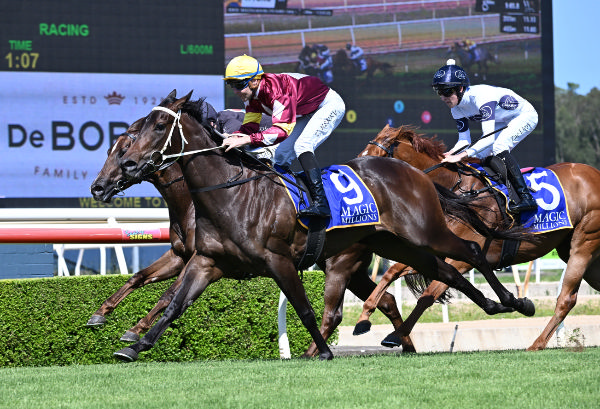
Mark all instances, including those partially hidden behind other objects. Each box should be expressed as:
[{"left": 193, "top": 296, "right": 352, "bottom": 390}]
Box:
[{"left": 104, "top": 91, "right": 125, "bottom": 105}]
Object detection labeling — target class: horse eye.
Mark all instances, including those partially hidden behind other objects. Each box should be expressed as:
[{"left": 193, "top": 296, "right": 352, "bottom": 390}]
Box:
[{"left": 155, "top": 123, "right": 166, "bottom": 132}]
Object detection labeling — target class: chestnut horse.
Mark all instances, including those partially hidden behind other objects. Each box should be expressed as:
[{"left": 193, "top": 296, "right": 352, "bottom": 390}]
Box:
[
  {"left": 88, "top": 117, "right": 415, "bottom": 352},
  {"left": 113, "top": 90, "right": 531, "bottom": 361},
  {"left": 86, "top": 118, "right": 196, "bottom": 342},
  {"left": 358, "top": 125, "right": 600, "bottom": 351}
]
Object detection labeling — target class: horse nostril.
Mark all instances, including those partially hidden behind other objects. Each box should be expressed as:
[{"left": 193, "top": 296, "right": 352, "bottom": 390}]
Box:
[{"left": 90, "top": 184, "right": 105, "bottom": 199}]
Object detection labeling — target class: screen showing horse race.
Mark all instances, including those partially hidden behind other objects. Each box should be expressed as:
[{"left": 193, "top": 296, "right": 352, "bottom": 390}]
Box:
[
  {"left": 0, "top": 0, "right": 224, "bottom": 208},
  {"left": 1, "top": 0, "right": 552, "bottom": 208},
  {"left": 224, "top": 0, "right": 552, "bottom": 169}
]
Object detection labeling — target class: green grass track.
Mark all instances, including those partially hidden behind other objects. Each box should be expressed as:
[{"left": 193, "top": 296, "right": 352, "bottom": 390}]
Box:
[{"left": 1, "top": 348, "right": 598, "bottom": 409}]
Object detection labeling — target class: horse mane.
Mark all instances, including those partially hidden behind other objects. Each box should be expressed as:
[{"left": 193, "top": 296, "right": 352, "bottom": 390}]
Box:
[
  {"left": 182, "top": 97, "right": 208, "bottom": 124},
  {"left": 375, "top": 125, "right": 446, "bottom": 161}
]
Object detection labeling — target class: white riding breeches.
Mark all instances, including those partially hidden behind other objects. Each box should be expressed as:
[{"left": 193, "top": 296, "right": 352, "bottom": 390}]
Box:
[
  {"left": 273, "top": 89, "right": 345, "bottom": 167},
  {"left": 471, "top": 107, "right": 538, "bottom": 158},
  {"left": 489, "top": 107, "right": 538, "bottom": 156}
]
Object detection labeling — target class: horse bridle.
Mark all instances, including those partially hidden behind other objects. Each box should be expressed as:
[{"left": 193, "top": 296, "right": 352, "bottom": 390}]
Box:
[
  {"left": 115, "top": 129, "right": 185, "bottom": 193},
  {"left": 367, "top": 140, "right": 399, "bottom": 157}
]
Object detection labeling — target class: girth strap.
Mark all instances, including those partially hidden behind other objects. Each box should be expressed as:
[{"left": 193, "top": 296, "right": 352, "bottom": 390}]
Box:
[
  {"left": 296, "top": 218, "right": 328, "bottom": 271},
  {"left": 496, "top": 239, "right": 521, "bottom": 269}
]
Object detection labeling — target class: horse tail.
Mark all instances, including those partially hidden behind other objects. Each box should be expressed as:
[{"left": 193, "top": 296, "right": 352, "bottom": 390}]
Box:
[
  {"left": 404, "top": 273, "right": 453, "bottom": 304},
  {"left": 433, "top": 182, "right": 535, "bottom": 243},
  {"left": 403, "top": 183, "right": 534, "bottom": 304}
]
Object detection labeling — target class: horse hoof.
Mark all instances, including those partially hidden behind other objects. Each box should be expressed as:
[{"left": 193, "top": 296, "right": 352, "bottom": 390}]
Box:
[
  {"left": 113, "top": 347, "right": 138, "bottom": 362},
  {"left": 353, "top": 320, "right": 372, "bottom": 336},
  {"left": 484, "top": 298, "right": 513, "bottom": 315},
  {"left": 86, "top": 315, "right": 107, "bottom": 327},
  {"left": 381, "top": 332, "right": 401, "bottom": 348},
  {"left": 520, "top": 298, "right": 535, "bottom": 317},
  {"left": 120, "top": 331, "right": 140, "bottom": 343},
  {"left": 319, "top": 351, "right": 334, "bottom": 361}
]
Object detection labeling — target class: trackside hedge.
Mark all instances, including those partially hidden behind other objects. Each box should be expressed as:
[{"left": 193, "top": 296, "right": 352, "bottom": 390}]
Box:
[{"left": 0, "top": 272, "right": 336, "bottom": 367}]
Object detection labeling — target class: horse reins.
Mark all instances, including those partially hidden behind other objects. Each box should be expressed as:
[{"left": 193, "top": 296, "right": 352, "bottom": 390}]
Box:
[{"left": 144, "top": 105, "right": 309, "bottom": 194}]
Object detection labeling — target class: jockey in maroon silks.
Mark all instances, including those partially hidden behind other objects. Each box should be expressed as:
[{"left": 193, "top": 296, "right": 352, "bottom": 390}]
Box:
[{"left": 222, "top": 54, "right": 346, "bottom": 219}]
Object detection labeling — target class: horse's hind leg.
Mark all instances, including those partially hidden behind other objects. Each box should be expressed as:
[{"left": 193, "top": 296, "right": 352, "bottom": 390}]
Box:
[
  {"left": 372, "top": 239, "right": 513, "bottom": 316},
  {"left": 304, "top": 248, "right": 414, "bottom": 357},
  {"left": 87, "top": 249, "right": 185, "bottom": 326},
  {"left": 427, "top": 233, "right": 535, "bottom": 317},
  {"left": 113, "top": 254, "right": 223, "bottom": 362},
  {"left": 457, "top": 243, "right": 535, "bottom": 317}
]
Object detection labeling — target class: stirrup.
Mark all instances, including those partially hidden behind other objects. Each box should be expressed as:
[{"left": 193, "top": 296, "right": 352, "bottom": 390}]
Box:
[
  {"left": 508, "top": 197, "right": 537, "bottom": 214},
  {"left": 297, "top": 204, "right": 330, "bottom": 219}
]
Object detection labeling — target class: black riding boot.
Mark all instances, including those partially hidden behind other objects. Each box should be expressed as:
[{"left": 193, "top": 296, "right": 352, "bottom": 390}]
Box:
[
  {"left": 497, "top": 151, "right": 537, "bottom": 214},
  {"left": 297, "top": 152, "right": 331, "bottom": 219}
]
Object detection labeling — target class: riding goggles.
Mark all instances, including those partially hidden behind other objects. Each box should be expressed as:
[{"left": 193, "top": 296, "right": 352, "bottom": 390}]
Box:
[
  {"left": 226, "top": 78, "right": 251, "bottom": 90},
  {"left": 434, "top": 87, "right": 458, "bottom": 97}
]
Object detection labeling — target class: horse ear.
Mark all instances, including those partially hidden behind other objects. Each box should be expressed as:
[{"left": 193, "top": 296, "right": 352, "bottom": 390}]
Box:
[
  {"left": 167, "top": 89, "right": 177, "bottom": 99},
  {"left": 173, "top": 90, "right": 193, "bottom": 109}
]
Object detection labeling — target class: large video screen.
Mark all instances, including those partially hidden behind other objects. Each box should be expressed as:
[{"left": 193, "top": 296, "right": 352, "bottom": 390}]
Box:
[
  {"left": 224, "top": 0, "right": 552, "bottom": 169},
  {"left": 1, "top": 0, "right": 552, "bottom": 208},
  {"left": 0, "top": 1, "right": 224, "bottom": 208}
]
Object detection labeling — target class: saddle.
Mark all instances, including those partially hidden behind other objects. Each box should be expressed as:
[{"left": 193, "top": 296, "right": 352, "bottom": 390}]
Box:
[
  {"left": 450, "top": 160, "right": 572, "bottom": 268},
  {"left": 276, "top": 165, "right": 382, "bottom": 271}
]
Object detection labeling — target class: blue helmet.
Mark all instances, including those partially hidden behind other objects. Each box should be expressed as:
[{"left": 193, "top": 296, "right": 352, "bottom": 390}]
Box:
[{"left": 431, "top": 59, "right": 470, "bottom": 89}]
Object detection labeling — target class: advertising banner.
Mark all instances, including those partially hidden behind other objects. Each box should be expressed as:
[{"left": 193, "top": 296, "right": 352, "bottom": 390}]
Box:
[{"left": 0, "top": 72, "right": 223, "bottom": 200}]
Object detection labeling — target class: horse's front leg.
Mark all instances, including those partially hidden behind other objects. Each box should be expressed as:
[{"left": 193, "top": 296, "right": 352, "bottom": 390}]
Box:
[
  {"left": 528, "top": 248, "right": 595, "bottom": 350},
  {"left": 113, "top": 254, "right": 223, "bottom": 362},
  {"left": 87, "top": 248, "right": 185, "bottom": 326},
  {"left": 381, "top": 280, "right": 448, "bottom": 348},
  {"left": 302, "top": 249, "right": 368, "bottom": 358},
  {"left": 269, "top": 253, "right": 333, "bottom": 361},
  {"left": 119, "top": 270, "right": 186, "bottom": 342},
  {"left": 353, "top": 263, "right": 411, "bottom": 336},
  {"left": 458, "top": 247, "right": 535, "bottom": 317}
]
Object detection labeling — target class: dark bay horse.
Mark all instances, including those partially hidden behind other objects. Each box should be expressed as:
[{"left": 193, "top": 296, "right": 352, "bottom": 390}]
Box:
[
  {"left": 113, "top": 90, "right": 530, "bottom": 361},
  {"left": 88, "top": 115, "right": 414, "bottom": 352},
  {"left": 448, "top": 42, "right": 498, "bottom": 80},
  {"left": 358, "top": 125, "right": 600, "bottom": 351},
  {"left": 87, "top": 119, "right": 196, "bottom": 342},
  {"left": 333, "top": 49, "right": 393, "bottom": 80}
]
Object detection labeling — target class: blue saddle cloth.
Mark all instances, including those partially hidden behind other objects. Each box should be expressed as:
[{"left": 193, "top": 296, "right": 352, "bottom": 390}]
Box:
[
  {"left": 468, "top": 164, "right": 573, "bottom": 233},
  {"left": 276, "top": 164, "right": 381, "bottom": 231}
]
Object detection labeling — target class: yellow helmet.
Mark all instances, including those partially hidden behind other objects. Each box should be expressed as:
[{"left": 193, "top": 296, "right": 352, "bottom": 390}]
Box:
[{"left": 224, "top": 54, "right": 264, "bottom": 81}]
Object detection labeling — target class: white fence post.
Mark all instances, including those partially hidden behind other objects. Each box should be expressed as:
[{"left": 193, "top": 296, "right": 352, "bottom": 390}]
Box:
[{"left": 277, "top": 291, "right": 291, "bottom": 359}]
